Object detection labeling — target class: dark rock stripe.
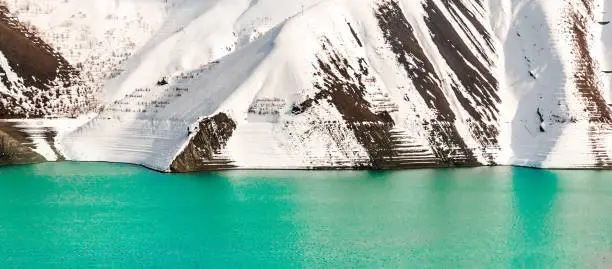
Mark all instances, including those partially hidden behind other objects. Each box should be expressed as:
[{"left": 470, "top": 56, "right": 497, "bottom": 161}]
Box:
[
  {"left": 565, "top": 3, "right": 612, "bottom": 167},
  {"left": 347, "top": 22, "right": 363, "bottom": 47},
  {"left": 297, "top": 38, "right": 400, "bottom": 168},
  {"left": 422, "top": 0, "right": 500, "bottom": 158},
  {"left": 298, "top": 38, "right": 425, "bottom": 168},
  {"left": 170, "top": 113, "right": 237, "bottom": 172},
  {"left": 440, "top": 0, "right": 495, "bottom": 62},
  {"left": 567, "top": 11, "right": 612, "bottom": 123},
  {"left": 426, "top": 121, "right": 480, "bottom": 166},
  {"left": 423, "top": 0, "right": 499, "bottom": 121},
  {"left": 295, "top": 34, "right": 477, "bottom": 168},
  {"left": 376, "top": 0, "right": 479, "bottom": 165},
  {"left": 44, "top": 128, "right": 65, "bottom": 161},
  {"left": 376, "top": 0, "right": 454, "bottom": 121}
]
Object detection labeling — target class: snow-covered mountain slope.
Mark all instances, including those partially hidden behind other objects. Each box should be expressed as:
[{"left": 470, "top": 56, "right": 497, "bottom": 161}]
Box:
[
  {"left": 0, "top": 5, "right": 87, "bottom": 118},
  {"left": 1, "top": 0, "right": 611, "bottom": 171}
]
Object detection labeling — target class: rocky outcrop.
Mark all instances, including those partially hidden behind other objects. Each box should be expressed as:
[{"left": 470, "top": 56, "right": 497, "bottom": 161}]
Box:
[
  {"left": 0, "top": 125, "right": 44, "bottom": 165},
  {"left": 170, "top": 113, "right": 237, "bottom": 172}
]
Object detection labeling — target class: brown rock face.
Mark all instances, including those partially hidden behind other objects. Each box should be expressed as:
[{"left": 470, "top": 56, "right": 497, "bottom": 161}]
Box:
[
  {"left": 0, "top": 6, "right": 74, "bottom": 88},
  {"left": 0, "top": 127, "right": 45, "bottom": 166},
  {"left": 421, "top": 0, "right": 500, "bottom": 161},
  {"left": 292, "top": 33, "right": 478, "bottom": 168},
  {"left": 565, "top": 1, "right": 612, "bottom": 167},
  {"left": 170, "top": 113, "right": 237, "bottom": 172},
  {"left": 0, "top": 5, "right": 77, "bottom": 166},
  {"left": 375, "top": 0, "right": 481, "bottom": 166},
  {"left": 0, "top": 5, "right": 77, "bottom": 118},
  {"left": 298, "top": 38, "right": 413, "bottom": 169}
]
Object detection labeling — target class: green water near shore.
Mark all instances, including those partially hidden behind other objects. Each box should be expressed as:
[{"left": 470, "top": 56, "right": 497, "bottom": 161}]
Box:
[{"left": 1, "top": 163, "right": 612, "bottom": 268}]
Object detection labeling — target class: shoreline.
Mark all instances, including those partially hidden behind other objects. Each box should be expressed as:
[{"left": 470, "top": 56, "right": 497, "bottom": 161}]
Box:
[{"left": 1, "top": 160, "right": 611, "bottom": 174}]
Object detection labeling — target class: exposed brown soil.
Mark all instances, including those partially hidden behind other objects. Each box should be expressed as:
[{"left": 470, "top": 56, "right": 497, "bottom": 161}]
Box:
[{"left": 170, "top": 113, "right": 237, "bottom": 172}]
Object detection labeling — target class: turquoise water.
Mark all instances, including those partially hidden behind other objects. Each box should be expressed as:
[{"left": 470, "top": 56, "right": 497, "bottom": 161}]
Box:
[{"left": 1, "top": 163, "right": 612, "bottom": 268}]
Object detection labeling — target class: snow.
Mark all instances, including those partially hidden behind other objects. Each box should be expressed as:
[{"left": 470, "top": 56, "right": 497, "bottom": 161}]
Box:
[
  {"left": 486, "top": 0, "right": 612, "bottom": 168},
  {"left": 2, "top": 0, "right": 612, "bottom": 170},
  {"left": 598, "top": 0, "right": 612, "bottom": 103},
  {"left": 0, "top": 115, "right": 94, "bottom": 161},
  {"left": 59, "top": 0, "right": 375, "bottom": 170},
  {"left": 0, "top": 51, "right": 19, "bottom": 89}
]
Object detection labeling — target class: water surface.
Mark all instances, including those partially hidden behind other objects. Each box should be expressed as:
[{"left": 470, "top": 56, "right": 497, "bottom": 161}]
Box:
[{"left": 1, "top": 163, "right": 612, "bottom": 268}]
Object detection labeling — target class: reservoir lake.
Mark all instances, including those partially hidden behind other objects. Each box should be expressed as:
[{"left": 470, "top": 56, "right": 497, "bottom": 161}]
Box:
[{"left": 1, "top": 163, "right": 612, "bottom": 267}]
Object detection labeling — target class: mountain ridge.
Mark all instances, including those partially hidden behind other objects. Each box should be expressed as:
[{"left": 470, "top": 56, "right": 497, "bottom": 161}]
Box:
[{"left": 1, "top": 0, "right": 612, "bottom": 172}]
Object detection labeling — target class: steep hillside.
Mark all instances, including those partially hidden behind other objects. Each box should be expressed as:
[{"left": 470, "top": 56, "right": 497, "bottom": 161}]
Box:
[
  {"left": 0, "top": 5, "right": 84, "bottom": 118},
  {"left": 1, "top": 0, "right": 611, "bottom": 171}
]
